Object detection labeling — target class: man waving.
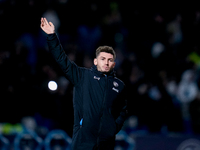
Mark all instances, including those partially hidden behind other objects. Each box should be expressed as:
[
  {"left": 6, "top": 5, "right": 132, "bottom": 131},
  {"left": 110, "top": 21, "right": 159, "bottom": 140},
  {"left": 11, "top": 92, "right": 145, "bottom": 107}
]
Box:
[{"left": 40, "top": 17, "right": 128, "bottom": 150}]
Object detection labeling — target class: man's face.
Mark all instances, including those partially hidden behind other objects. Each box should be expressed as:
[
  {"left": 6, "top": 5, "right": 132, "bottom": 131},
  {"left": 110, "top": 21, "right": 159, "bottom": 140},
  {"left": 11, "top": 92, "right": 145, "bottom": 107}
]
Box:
[{"left": 94, "top": 52, "right": 116, "bottom": 73}]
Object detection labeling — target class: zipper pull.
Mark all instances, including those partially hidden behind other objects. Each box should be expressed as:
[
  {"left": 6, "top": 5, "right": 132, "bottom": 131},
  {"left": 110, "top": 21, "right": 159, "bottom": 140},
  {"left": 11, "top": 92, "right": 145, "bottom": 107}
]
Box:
[{"left": 80, "top": 118, "right": 83, "bottom": 127}]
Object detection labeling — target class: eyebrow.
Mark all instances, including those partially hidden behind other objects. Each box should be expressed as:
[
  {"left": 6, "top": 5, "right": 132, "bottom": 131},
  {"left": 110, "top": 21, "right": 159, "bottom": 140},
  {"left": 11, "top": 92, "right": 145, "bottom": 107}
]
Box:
[{"left": 99, "top": 56, "right": 113, "bottom": 60}]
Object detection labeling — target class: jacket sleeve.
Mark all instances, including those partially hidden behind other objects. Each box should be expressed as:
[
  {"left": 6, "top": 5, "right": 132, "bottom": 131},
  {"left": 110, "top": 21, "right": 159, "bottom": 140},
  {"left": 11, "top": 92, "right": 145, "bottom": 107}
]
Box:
[
  {"left": 47, "top": 33, "right": 82, "bottom": 85},
  {"left": 115, "top": 87, "right": 129, "bottom": 133}
]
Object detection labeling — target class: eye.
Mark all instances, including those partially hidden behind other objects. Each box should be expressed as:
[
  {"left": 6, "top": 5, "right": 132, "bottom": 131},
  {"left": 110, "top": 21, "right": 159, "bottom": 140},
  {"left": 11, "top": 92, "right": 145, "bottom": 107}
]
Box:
[{"left": 109, "top": 59, "right": 114, "bottom": 62}]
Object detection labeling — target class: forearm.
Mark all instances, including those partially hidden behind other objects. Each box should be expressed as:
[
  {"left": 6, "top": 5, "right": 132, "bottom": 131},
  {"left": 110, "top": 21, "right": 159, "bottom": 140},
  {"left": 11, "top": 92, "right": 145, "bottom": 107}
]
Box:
[
  {"left": 115, "top": 99, "right": 128, "bottom": 133},
  {"left": 46, "top": 33, "right": 82, "bottom": 85},
  {"left": 47, "top": 33, "right": 65, "bottom": 59},
  {"left": 47, "top": 33, "right": 69, "bottom": 72},
  {"left": 116, "top": 104, "right": 128, "bottom": 125}
]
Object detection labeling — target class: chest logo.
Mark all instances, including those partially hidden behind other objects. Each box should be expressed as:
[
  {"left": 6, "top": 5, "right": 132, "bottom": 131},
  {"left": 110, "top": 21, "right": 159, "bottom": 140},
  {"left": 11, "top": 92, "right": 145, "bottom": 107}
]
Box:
[
  {"left": 113, "top": 81, "right": 119, "bottom": 87},
  {"left": 94, "top": 76, "right": 100, "bottom": 80},
  {"left": 112, "top": 87, "right": 119, "bottom": 93}
]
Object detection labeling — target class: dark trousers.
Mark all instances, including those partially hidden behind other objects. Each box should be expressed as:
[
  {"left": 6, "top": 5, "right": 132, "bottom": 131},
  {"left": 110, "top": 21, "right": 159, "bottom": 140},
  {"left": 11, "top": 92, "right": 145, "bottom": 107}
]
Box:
[{"left": 93, "top": 137, "right": 115, "bottom": 150}]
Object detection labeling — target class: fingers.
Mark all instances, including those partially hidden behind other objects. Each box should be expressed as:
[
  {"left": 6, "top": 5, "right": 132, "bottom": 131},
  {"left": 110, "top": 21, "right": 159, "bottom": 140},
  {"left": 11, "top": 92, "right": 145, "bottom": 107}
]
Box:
[
  {"left": 49, "top": 22, "right": 54, "bottom": 27},
  {"left": 40, "top": 17, "right": 45, "bottom": 27},
  {"left": 41, "top": 17, "right": 54, "bottom": 27},
  {"left": 44, "top": 18, "right": 49, "bottom": 25},
  {"left": 40, "top": 17, "right": 47, "bottom": 25}
]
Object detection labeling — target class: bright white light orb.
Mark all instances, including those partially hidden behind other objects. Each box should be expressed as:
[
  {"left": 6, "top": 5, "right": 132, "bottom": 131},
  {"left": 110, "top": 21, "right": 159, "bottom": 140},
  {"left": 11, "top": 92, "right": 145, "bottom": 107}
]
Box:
[{"left": 48, "top": 81, "right": 58, "bottom": 91}]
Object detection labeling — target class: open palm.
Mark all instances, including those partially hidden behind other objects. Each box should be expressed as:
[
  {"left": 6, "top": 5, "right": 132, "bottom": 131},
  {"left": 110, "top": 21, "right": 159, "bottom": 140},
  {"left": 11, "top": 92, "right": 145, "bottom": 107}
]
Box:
[{"left": 40, "top": 17, "right": 55, "bottom": 34}]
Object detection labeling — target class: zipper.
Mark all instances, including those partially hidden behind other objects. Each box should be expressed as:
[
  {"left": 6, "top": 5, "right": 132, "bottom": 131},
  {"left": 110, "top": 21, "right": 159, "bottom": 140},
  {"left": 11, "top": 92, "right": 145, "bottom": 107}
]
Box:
[
  {"left": 80, "top": 118, "right": 83, "bottom": 128},
  {"left": 96, "top": 74, "right": 108, "bottom": 147}
]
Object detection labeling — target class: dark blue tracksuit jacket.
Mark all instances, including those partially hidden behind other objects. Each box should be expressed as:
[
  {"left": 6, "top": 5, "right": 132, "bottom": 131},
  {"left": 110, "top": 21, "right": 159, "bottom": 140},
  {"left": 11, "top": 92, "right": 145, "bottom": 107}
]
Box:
[{"left": 47, "top": 33, "right": 128, "bottom": 150}]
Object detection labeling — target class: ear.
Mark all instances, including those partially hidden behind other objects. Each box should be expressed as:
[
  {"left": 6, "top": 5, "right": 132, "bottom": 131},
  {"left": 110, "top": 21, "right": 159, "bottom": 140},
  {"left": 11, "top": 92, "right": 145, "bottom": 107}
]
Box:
[
  {"left": 94, "top": 58, "right": 97, "bottom": 65},
  {"left": 113, "top": 62, "right": 116, "bottom": 68}
]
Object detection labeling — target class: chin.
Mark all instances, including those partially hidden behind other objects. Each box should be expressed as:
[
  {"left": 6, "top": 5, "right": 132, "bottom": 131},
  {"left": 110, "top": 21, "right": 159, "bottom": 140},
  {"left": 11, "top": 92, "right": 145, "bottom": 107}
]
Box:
[
  {"left": 103, "top": 69, "right": 110, "bottom": 72},
  {"left": 102, "top": 69, "right": 112, "bottom": 74}
]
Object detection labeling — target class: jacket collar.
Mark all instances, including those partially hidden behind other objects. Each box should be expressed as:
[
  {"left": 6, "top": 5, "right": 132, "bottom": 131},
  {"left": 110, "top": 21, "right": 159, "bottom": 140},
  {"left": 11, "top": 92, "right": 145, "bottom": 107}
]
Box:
[{"left": 91, "top": 65, "right": 116, "bottom": 77}]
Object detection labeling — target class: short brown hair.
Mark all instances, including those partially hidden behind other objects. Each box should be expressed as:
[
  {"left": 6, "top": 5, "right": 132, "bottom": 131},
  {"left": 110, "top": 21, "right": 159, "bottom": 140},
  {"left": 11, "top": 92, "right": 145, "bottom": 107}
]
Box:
[{"left": 96, "top": 46, "right": 116, "bottom": 60}]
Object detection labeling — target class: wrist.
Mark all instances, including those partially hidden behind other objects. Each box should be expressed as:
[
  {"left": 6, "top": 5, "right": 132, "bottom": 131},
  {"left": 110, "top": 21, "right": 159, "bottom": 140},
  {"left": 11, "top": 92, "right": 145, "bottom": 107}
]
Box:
[{"left": 47, "top": 30, "right": 55, "bottom": 34}]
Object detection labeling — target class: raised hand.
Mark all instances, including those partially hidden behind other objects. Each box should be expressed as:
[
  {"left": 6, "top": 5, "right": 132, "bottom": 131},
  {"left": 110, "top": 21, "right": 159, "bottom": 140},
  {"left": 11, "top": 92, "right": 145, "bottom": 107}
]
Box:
[{"left": 40, "top": 17, "right": 55, "bottom": 34}]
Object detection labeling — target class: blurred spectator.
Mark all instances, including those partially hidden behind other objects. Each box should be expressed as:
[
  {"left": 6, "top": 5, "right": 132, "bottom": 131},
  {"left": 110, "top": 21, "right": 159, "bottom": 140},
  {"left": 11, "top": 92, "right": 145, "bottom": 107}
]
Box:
[
  {"left": 188, "top": 50, "right": 200, "bottom": 67},
  {"left": 77, "top": 24, "right": 102, "bottom": 56},
  {"left": 123, "top": 115, "right": 148, "bottom": 139},
  {"left": 44, "top": 129, "right": 72, "bottom": 150},
  {"left": 176, "top": 69, "right": 198, "bottom": 133},
  {"left": 14, "top": 130, "right": 43, "bottom": 150},
  {"left": 115, "top": 130, "right": 135, "bottom": 150},
  {"left": 17, "top": 33, "right": 38, "bottom": 73},
  {"left": 82, "top": 54, "right": 93, "bottom": 68},
  {"left": 0, "top": 135, "right": 9, "bottom": 150},
  {"left": 77, "top": 2, "right": 102, "bottom": 56},
  {"left": 21, "top": 117, "right": 37, "bottom": 132},
  {"left": 151, "top": 42, "right": 165, "bottom": 59},
  {"left": 177, "top": 69, "right": 198, "bottom": 103},
  {"left": 166, "top": 14, "right": 183, "bottom": 45}
]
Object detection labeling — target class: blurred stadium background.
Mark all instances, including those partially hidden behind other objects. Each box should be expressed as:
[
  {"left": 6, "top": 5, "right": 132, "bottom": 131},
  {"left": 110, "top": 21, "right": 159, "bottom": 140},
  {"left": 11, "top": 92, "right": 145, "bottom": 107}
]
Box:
[{"left": 1, "top": 0, "right": 200, "bottom": 149}]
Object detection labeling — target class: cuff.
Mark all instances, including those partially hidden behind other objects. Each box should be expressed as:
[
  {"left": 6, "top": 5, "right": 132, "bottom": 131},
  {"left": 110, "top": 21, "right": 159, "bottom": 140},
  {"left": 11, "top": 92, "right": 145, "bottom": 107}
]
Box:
[{"left": 47, "top": 33, "right": 57, "bottom": 41}]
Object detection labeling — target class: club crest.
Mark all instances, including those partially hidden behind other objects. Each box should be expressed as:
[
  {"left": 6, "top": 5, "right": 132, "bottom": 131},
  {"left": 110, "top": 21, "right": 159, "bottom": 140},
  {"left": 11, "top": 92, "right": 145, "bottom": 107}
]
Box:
[{"left": 113, "top": 81, "right": 119, "bottom": 87}]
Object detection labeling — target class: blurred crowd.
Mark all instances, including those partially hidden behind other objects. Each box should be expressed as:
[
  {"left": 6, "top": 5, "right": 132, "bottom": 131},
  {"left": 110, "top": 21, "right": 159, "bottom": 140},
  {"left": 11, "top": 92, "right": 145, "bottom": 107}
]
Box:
[{"left": 1, "top": 0, "right": 200, "bottom": 148}]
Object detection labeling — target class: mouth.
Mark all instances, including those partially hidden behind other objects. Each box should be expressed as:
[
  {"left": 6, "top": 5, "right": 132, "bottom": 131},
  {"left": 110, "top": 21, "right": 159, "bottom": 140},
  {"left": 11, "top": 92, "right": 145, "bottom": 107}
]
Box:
[{"left": 103, "top": 66, "right": 110, "bottom": 71}]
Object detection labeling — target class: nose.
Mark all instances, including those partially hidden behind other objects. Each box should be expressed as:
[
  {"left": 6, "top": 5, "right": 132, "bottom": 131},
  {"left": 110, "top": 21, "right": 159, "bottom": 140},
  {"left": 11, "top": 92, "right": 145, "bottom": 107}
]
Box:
[{"left": 105, "top": 59, "right": 109, "bottom": 65}]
